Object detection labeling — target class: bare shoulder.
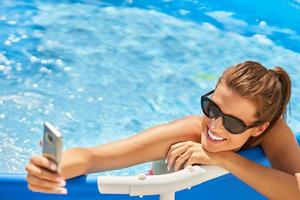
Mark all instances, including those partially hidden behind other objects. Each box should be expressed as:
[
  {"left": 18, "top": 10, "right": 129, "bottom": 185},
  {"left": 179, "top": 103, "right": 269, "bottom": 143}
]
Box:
[
  {"left": 167, "top": 115, "right": 202, "bottom": 129},
  {"left": 179, "top": 115, "right": 203, "bottom": 127},
  {"left": 261, "top": 118, "right": 297, "bottom": 148},
  {"left": 185, "top": 115, "right": 203, "bottom": 130},
  {"left": 260, "top": 118, "right": 300, "bottom": 174},
  {"left": 166, "top": 115, "right": 203, "bottom": 141}
]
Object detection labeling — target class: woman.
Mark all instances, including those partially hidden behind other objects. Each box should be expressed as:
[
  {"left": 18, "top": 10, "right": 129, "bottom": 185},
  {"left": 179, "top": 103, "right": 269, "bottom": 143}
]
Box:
[{"left": 25, "top": 61, "right": 300, "bottom": 199}]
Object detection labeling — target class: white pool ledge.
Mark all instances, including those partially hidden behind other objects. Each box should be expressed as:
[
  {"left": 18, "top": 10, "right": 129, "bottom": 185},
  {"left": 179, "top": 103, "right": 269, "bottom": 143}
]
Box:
[{"left": 97, "top": 165, "right": 229, "bottom": 199}]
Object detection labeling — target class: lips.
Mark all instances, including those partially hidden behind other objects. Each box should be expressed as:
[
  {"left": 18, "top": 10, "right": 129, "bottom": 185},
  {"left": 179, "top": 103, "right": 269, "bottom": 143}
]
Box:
[{"left": 206, "top": 126, "right": 227, "bottom": 142}]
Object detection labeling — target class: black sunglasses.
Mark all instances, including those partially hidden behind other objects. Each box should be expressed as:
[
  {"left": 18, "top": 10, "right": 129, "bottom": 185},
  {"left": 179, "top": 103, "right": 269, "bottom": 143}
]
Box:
[{"left": 201, "top": 90, "right": 263, "bottom": 134}]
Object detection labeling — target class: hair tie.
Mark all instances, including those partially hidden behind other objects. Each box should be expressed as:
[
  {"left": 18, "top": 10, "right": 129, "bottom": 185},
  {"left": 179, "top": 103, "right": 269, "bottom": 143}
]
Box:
[{"left": 268, "top": 68, "right": 278, "bottom": 77}]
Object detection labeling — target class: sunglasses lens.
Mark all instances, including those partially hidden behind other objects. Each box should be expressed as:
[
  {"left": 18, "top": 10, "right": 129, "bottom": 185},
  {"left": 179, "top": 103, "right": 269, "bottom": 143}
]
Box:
[
  {"left": 223, "top": 116, "right": 246, "bottom": 134},
  {"left": 202, "top": 97, "right": 220, "bottom": 118},
  {"left": 201, "top": 91, "right": 250, "bottom": 135}
]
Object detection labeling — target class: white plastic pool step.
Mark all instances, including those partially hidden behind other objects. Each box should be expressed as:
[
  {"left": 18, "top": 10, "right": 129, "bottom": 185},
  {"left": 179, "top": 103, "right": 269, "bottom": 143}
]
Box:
[{"left": 97, "top": 165, "right": 229, "bottom": 200}]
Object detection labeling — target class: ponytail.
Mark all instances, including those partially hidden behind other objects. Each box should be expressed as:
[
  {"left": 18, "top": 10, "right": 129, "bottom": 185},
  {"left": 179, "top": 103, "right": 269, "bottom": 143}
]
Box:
[{"left": 272, "top": 67, "right": 291, "bottom": 121}]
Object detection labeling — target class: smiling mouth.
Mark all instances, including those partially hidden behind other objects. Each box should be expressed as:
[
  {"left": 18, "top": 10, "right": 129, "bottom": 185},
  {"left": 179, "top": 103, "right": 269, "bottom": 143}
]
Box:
[{"left": 206, "top": 126, "right": 227, "bottom": 142}]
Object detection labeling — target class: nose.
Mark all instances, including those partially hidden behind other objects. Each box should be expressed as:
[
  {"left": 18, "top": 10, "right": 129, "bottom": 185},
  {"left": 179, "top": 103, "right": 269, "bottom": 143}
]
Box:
[{"left": 210, "top": 117, "right": 223, "bottom": 131}]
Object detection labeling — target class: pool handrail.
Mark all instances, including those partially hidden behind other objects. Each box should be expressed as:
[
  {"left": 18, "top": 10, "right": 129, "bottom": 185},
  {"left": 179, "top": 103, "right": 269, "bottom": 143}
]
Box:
[{"left": 97, "top": 165, "right": 228, "bottom": 200}]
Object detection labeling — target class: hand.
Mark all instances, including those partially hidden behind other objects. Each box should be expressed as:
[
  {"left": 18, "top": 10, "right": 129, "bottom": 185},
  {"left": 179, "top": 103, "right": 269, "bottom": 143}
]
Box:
[
  {"left": 25, "top": 155, "right": 67, "bottom": 194},
  {"left": 165, "top": 141, "right": 218, "bottom": 172}
]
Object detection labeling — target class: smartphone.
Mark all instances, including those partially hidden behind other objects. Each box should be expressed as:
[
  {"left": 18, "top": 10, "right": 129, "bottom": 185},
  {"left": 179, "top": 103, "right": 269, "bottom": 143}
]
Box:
[{"left": 42, "top": 122, "right": 63, "bottom": 171}]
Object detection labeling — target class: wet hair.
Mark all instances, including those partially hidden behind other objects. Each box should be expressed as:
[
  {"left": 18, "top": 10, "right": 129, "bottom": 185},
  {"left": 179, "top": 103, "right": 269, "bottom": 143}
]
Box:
[{"left": 217, "top": 61, "right": 291, "bottom": 148}]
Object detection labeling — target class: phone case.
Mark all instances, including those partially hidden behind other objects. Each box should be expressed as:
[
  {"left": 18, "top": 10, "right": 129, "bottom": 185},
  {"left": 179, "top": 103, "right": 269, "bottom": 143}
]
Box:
[{"left": 42, "top": 122, "right": 63, "bottom": 167}]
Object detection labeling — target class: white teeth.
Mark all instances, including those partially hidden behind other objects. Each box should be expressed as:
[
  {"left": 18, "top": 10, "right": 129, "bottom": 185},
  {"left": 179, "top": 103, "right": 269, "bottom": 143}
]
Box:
[{"left": 208, "top": 129, "right": 225, "bottom": 141}]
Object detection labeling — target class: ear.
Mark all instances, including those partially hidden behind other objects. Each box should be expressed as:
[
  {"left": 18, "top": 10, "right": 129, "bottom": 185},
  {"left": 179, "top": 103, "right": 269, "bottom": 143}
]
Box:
[{"left": 251, "top": 122, "right": 270, "bottom": 137}]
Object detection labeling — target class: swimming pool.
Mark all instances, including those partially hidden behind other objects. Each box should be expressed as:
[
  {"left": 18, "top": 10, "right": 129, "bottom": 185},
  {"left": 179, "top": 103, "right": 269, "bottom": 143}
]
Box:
[
  {"left": 0, "top": 0, "right": 300, "bottom": 199},
  {"left": 1, "top": 0, "right": 300, "bottom": 176}
]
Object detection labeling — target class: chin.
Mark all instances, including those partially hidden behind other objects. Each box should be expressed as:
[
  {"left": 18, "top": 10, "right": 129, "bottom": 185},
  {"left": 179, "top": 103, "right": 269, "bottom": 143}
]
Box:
[
  {"left": 203, "top": 141, "right": 241, "bottom": 153},
  {"left": 202, "top": 143, "right": 224, "bottom": 153}
]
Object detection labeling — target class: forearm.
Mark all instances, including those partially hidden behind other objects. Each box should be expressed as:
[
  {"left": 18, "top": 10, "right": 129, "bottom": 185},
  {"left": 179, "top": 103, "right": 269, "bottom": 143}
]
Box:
[
  {"left": 58, "top": 129, "right": 167, "bottom": 180},
  {"left": 59, "top": 132, "right": 173, "bottom": 180},
  {"left": 85, "top": 123, "right": 200, "bottom": 174},
  {"left": 215, "top": 151, "right": 300, "bottom": 200},
  {"left": 59, "top": 116, "right": 202, "bottom": 179},
  {"left": 59, "top": 135, "right": 182, "bottom": 180}
]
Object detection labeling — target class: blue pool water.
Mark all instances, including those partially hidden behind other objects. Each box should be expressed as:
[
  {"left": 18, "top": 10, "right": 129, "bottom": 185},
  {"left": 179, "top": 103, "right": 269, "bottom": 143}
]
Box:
[{"left": 0, "top": 0, "right": 300, "bottom": 176}]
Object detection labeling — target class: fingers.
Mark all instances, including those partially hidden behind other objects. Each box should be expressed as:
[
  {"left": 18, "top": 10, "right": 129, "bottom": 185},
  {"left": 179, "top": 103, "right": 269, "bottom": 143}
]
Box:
[
  {"left": 30, "top": 155, "right": 57, "bottom": 172},
  {"left": 166, "top": 141, "right": 199, "bottom": 171},
  {"left": 173, "top": 150, "right": 193, "bottom": 171},
  {"left": 184, "top": 156, "right": 196, "bottom": 169},
  {"left": 25, "top": 162, "right": 63, "bottom": 183},
  {"left": 26, "top": 170, "right": 67, "bottom": 194},
  {"left": 27, "top": 182, "right": 67, "bottom": 194},
  {"left": 165, "top": 142, "right": 185, "bottom": 163},
  {"left": 167, "top": 145, "right": 190, "bottom": 171},
  {"left": 26, "top": 174, "right": 66, "bottom": 189},
  {"left": 25, "top": 155, "right": 67, "bottom": 194}
]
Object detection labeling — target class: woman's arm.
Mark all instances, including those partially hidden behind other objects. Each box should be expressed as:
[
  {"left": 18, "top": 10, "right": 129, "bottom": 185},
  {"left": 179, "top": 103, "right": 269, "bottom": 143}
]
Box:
[
  {"left": 215, "top": 151, "right": 300, "bottom": 199},
  {"left": 214, "top": 119, "right": 300, "bottom": 199},
  {"left": 260, "top": 118, "right": 300, "bottom": 174},
  {"left": 62, "top": 115, "right": 202, "bottom": 179},
  {"left": 26, "top": 115, "right": 203, "bottom": 194}
]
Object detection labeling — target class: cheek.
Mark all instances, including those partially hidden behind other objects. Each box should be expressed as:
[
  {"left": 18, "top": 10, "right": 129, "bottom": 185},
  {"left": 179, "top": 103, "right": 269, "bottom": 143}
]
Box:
[
  {"left": 201, "top": 116, "right": 210, "bottom": 133},
  {"left": 202, "top": 116, "right": 210, "bottom": 126},
  {"left": 228, "top": 131, "right": 253, "bottom": 147},
  {"left": 200, "top": 117, "right": 209, "bottom": 141}
]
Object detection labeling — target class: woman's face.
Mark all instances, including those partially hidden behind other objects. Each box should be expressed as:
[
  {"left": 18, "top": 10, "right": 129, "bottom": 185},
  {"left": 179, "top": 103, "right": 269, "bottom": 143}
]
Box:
[{"left": 201, "top": 82, "right": 267, "bottom": 152}]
